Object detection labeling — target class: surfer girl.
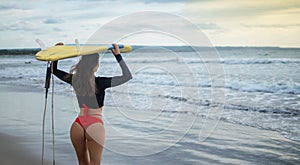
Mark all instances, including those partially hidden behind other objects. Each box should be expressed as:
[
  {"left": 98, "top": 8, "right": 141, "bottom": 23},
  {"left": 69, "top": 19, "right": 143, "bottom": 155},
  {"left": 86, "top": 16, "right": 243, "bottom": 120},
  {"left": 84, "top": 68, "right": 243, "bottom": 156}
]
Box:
[{"left": 51, "top": 42, "right": 132, "bottom": 164}]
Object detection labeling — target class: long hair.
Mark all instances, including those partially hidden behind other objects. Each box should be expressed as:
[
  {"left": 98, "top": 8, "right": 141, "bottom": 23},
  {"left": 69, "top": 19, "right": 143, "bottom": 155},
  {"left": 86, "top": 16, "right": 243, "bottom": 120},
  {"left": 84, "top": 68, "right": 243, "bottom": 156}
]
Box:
[{"left": 70, "top": 53, "right": 99, "bottom": 96}]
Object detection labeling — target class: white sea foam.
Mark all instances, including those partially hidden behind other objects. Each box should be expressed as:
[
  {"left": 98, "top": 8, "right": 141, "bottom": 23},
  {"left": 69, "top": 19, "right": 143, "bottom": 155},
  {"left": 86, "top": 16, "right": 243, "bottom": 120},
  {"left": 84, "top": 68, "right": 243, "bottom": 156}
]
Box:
[{"left": 0, "top": 47, "right": 299, "bottom": 141}]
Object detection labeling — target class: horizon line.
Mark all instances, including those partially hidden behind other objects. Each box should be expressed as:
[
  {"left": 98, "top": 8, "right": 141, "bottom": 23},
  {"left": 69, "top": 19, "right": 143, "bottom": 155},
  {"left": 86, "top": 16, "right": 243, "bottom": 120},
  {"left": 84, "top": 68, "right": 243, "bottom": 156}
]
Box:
[{"left": 1, "top": 45, "right": 300, "bottom": 49}]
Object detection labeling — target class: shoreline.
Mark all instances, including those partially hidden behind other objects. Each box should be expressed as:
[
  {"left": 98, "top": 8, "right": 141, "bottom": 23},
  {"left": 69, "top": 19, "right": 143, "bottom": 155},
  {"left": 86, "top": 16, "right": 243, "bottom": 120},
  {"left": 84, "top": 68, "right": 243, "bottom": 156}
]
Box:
[
  {"left": 0, "top": 84, "right": 299, "bottom": 164},
  {"left": 1, "top": 83, "right": 299, "bottom": 143}
]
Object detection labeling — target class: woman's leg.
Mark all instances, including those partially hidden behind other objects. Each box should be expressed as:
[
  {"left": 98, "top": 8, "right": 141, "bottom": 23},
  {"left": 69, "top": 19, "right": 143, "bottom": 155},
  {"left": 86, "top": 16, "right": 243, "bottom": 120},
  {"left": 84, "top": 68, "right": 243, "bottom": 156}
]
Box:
[
  {"left": 70, "top": 122, "right": 89, "bottom": 165},
  {"left": 86, "top": 123, "right": 105, "bottom": 165}
]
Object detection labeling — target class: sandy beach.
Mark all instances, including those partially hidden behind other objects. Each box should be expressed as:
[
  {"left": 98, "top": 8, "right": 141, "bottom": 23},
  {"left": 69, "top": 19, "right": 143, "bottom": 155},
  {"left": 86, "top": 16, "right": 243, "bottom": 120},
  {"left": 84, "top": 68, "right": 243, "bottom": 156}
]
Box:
[
  {"left": 0, "top": 133, "right": 52, "bottom": 165},
  {"left": 1, "top": 0, "right": 300, "bottom": 164},
  {"left": 0, "top": 84, "right": 299, "bottom": 165},
  {"left": 0, "top": 132, "right": 35, "bottom": 164}
]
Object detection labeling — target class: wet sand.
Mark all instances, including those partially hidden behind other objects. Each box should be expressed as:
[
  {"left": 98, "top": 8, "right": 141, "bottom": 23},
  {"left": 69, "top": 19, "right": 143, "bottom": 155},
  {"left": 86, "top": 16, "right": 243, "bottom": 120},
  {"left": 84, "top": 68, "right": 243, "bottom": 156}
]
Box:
[
  {"left": 0, "top": 133, "right": 52, "bottom": 165},
  {"left": 0, "top": 85, "right": 299, "bottom": 164}
]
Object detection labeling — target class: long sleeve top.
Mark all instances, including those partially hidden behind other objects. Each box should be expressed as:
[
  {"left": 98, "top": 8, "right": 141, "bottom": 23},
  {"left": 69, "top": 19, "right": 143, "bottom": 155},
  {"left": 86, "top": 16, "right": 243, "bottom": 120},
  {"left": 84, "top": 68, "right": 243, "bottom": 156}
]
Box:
[{"left": 52, "top": 54, "right": 132, "bottom": 108}]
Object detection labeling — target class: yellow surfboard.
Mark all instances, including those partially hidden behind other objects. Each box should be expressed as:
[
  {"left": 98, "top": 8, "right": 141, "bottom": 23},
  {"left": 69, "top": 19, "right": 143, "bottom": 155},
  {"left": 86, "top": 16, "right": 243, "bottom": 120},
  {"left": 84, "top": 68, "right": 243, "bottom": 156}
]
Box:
[{"left": 36, "top": 44, "right": 132, "bottom": 61}]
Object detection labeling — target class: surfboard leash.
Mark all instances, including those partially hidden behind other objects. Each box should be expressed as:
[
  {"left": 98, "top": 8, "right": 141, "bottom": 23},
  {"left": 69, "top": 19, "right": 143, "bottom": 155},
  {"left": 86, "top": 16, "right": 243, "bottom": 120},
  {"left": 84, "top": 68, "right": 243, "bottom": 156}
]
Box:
[
  {"left": 51, "top": 62, "right": 56, "bottom": 165},
  {"left": 36, "top": 39, "right": 56, "bottom": 165},
  {"left": 42, "top": 62, "right": 56, "bottom": 165},
  {"left": 42, "top": 62, "right": 51, "bottom": 165}
]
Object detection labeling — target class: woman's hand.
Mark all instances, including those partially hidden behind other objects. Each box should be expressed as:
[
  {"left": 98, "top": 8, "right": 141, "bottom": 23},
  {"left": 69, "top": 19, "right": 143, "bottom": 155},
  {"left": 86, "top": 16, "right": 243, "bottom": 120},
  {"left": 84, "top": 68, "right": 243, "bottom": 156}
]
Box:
[
  {"left": 111, "top": 43, "right": 120, "bottom": 56},
  {"left": 50, "top": 42, "right": 63, "bottom": 66}
]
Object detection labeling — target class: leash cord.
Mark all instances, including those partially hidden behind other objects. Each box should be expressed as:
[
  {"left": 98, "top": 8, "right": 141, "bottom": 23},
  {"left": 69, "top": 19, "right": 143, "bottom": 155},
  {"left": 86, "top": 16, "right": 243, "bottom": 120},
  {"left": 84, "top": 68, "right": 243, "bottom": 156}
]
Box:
[
  {"left": 41, "top": 84, "right": 47, "bottom": 165},
  {"left": 41, "top": 62, "right": 56, "bottom": 165},
  {"left": 42, "top": 62, "right": 50, "bottom": 165},
  {"left": 51, "top": 62, "right": 56, "bottom": 165}
]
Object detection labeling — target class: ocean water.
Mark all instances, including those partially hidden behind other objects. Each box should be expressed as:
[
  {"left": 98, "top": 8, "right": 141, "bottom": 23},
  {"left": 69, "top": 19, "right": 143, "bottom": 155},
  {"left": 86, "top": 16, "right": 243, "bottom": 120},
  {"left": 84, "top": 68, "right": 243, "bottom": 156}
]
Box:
[{"left": 0, "top": 46, "right": 299, "bottom": 145}]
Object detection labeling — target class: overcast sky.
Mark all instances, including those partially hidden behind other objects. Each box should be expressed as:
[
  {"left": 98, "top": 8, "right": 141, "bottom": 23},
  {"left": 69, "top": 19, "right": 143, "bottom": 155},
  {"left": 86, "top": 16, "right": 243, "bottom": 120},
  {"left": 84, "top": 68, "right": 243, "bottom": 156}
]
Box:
[{"left": 0, "top": 0, "right": 299, "bottom": 48}]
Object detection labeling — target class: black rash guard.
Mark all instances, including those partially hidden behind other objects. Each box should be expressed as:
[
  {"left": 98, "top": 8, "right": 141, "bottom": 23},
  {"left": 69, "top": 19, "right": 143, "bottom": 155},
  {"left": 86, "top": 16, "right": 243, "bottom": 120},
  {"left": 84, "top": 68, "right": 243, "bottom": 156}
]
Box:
[{"left": 52, "top": 54, "right": 132, "bottom": 108}]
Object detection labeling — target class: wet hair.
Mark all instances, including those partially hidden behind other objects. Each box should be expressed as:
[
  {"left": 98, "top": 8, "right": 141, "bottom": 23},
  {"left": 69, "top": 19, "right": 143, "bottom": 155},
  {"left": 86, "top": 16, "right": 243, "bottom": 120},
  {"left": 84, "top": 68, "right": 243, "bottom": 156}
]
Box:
[{"left": 70, "top": 53, "right": 99, "bottom": 96}]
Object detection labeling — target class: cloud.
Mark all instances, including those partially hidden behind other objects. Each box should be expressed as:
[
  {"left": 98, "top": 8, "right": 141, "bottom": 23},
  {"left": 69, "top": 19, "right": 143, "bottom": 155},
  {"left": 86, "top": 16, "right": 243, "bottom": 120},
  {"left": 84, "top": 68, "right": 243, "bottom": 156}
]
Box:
[
  {"left": 52, "top": 27, "right": 63, "bottom": 31},
  {"left": 197, "top": 23, "right": 222, "bottom": 30},
  {"left": 141, "top": 0, "right": 183, "bottom": 3},
  {"left": 0, "top": 2, "right": 33, "bottom": 11},
  {"left": 185, "top": 0, "right": 300, "bottom": 20},
  {"left": 43, "top": 18, "right": 65, "bottom": 24},
  {"left": 1, "top": 0, "right": 299, "bottom": 48},
  {"left": 0, "top": 4, "right": 19, "bottom": 10},
  {"left": 0, "top": 21, "right": 37, "bottom": 31},
  {"left": 183, "top": 0, "right": 300, "bottom": 47},
  {"left": 241, "top": 23, "right": 300, "bottom": 28}
]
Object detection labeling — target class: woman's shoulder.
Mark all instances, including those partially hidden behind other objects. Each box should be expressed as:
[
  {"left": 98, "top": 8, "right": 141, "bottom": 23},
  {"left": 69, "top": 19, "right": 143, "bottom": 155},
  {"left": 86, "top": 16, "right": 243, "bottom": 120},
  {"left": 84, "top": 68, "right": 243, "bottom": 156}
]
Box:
[
  {"left": 95, "top": 76, "right": 112, "bottom": 89},
  {"left": 96, "top": 76, "right": 111, "bottom": 80},
  {"left": 95, "top": 76, "right": 112, "bottom": 84}
]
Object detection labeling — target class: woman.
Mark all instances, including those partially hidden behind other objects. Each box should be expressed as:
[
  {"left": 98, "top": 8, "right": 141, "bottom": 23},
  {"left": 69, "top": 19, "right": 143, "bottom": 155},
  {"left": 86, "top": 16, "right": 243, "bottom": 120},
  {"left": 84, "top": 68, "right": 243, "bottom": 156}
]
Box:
[{"left": 52, "top": 43, "right": 132, "bottom": 165}]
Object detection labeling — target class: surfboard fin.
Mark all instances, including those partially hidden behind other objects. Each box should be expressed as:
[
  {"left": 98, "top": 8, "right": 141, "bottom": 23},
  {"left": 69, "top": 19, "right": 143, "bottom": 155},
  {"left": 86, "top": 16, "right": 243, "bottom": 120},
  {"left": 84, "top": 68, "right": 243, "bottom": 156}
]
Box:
[
  {"left": 75, "top": 38, "right": 81, "bottom": 52},
  {"left": 36, "top": 39, "right": 46, "bottom": 50}
]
